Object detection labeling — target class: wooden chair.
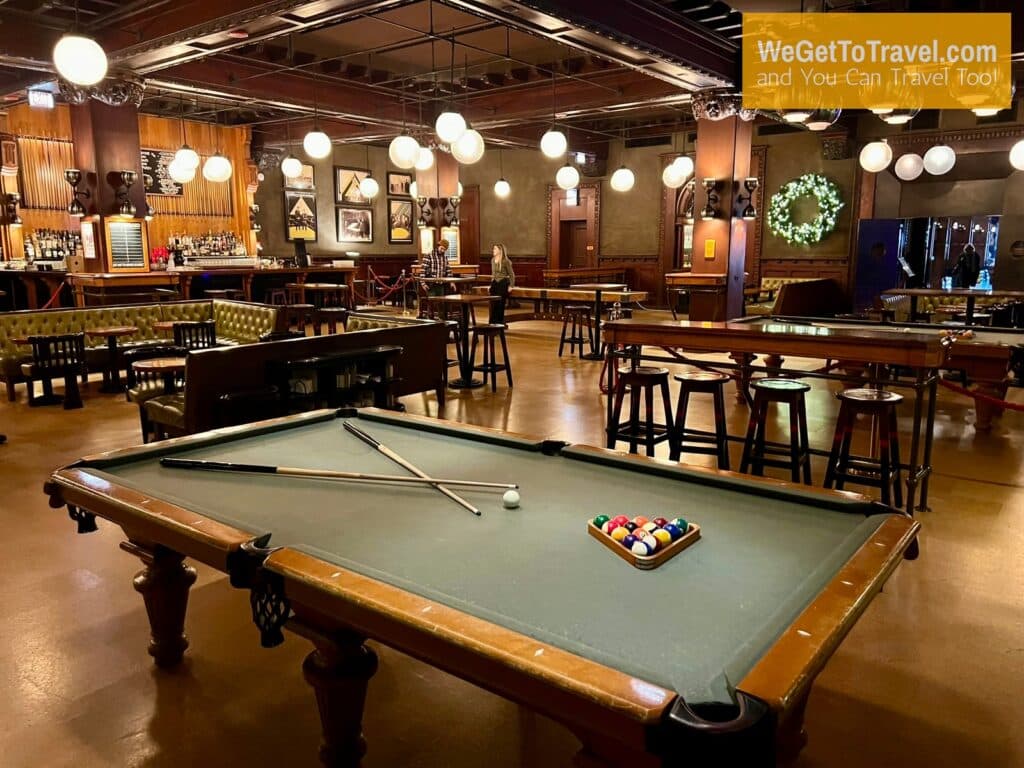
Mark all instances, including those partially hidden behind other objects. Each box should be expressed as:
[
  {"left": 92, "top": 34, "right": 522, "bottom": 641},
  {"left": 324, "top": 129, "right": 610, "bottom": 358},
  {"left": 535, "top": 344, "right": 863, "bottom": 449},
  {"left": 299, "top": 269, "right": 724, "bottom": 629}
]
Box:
[
  {"left": 21, "top": 332, "right": 87, "bottom": 409},
  {"left": 124, "top": 345, "right": 187, "bottom": 443},
  {"left": 173, "top": 320, "right": 217, "bottom": 350}
]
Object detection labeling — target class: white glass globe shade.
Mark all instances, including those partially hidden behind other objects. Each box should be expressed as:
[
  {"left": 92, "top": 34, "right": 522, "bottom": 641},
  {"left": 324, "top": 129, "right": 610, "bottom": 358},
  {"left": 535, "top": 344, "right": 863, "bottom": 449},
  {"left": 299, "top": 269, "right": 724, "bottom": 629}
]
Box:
[
  {"left": 858, "top": 141, "right": 893, "bottom": 173},
  {"left": 555, "top": 164, "right": 580, "bottom": 190},
  {"left": 435, "top": 111, "right": 467, "bottom": 144},
  {"left": 414, "top": 147, "right": 434, "bottom": 171},
  {"left": 174, "top": 146, "right": 200, "bottom": 170},
  {"left": 494, "top": 178, "right": 511, "bottom": 198},
  {"left": 870, "top": 108, "right": 893, "bottom": 115},
  {"left": 540, "top": 128, "right": 568, "bottom": 159},
  {"left": 610, "top": 166, "right": 635, "bottom": 192},
  {"left": 302, "top": 129, "right": 331, "bottom": 159},
  {"left": 662, "top": 163, "right": 687, "bottom": 189},
  {"left": 388, "top": 133, "right": 420, "bottom": 169},
  {"left": 1009, "top": 140, "right": 1024, "bottom": 171},
  {"left": 409, "top": 181, "right": 418, "bottom": 199},
  {"left": 359, "top": 175, "right": 379, "bottom": 199},
  {"left": 457, "top": 182, "right": 464, "bottom": 197},
  {"left": 780, "top": 109, "right": 812, "bottom": 123},
  {"left": 672, "top": 155, "right": 695, "bottom": 178},
  {"left": 894, "top": 153, "right": 924, "bottom": 181},
  {"left": 202, "top": 154, "right": 233, "bottom": 183},
  {"left": 974, "top": 108, "right": 999, "bottom": 118},
  {"left": 168, "top": 158, "right": 196, "bottom": 184},
  {"left": 451, "top": 128, "right": 485, "bottom": 164},
  {"left": 923, "top": 144, "right": 956, "bottom": 176},
  {"left": 53, "top": 34, "right": 108, "bottom": 86},
  {"left": 280, "top": 154, "right": 303, "bottom": 179}
]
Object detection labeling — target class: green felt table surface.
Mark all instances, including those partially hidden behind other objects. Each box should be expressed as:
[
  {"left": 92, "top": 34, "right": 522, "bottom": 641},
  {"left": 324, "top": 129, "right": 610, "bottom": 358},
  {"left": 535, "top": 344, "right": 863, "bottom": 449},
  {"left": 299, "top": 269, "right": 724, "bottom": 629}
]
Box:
[{"left": 82, "top": 411, "right": 893, "bottom": 708}]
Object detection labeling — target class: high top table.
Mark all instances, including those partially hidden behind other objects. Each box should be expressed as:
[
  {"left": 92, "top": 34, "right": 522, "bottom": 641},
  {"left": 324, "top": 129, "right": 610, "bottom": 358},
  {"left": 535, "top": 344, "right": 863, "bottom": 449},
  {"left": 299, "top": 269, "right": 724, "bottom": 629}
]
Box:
[
  {"left": 433, "top": 293, "right": 500, "bottom": 388},
  {"left": 85, "top": 325, "right": 137, "bottom": 393},
  {"left": 570, "top": 282, "right": 627, "bottom": 359}
]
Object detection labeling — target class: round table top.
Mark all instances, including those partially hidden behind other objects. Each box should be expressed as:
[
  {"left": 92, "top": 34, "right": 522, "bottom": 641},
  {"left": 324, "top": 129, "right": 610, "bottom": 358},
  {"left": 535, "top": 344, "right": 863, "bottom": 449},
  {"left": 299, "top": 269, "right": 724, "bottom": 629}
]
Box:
[
  {"left": 154, "top": 321, "right": 176, "bottom": 332},
  {"left": 86, "top": 325, "right": 138, "bottom": 337},
  {"left": 302, "top": 282, "right": 349, "bottom": 290},
  {"left": 434, "top": 293, "right": 500, "bottom": 303},
  {"left": 570, "top": 282, "right": 628, "bottom": 291},
  {"left": 132, "top": 357, "right": 187, "bottom": 373}
]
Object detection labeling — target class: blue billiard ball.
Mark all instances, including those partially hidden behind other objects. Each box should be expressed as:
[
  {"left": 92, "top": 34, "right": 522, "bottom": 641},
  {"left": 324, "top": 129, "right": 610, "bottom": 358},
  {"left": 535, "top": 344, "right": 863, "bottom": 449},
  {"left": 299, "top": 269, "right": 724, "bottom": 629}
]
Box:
[
  {"left": 621, "top": 534, "right": 637, "bottom": 550},
  {"left": 663, "top": 523, "right": 682, "bottom": 540}
]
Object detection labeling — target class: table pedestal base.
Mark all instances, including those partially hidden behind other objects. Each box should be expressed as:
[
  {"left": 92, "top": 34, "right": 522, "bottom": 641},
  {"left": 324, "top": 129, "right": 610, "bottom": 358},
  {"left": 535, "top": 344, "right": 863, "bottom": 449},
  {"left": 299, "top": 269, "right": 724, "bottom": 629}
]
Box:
[
  {"left": 124, "top": 541, "right": 197, "bottom": 668},
  {"left": 448, "top": 377, "right": 485, "bottom": 389}
]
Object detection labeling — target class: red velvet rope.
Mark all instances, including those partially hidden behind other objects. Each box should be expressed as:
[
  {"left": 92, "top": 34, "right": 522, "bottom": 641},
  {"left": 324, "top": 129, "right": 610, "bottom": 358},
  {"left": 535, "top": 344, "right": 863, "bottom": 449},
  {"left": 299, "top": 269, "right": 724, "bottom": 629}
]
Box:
[{"left": 937, "top": 377, "right": 1024, "bottom": 411}]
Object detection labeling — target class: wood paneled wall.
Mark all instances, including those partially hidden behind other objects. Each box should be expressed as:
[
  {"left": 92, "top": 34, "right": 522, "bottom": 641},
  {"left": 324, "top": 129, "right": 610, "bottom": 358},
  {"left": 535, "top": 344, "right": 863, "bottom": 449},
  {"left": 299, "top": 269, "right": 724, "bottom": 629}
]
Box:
[{"left": 0, "top": 104, "right": 255, "bottom": 259}]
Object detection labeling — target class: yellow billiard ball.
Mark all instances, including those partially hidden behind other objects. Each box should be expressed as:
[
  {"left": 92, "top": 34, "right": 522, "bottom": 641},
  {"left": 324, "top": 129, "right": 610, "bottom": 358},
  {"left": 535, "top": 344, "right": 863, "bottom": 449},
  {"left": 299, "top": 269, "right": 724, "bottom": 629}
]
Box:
[
  {"left": 652, "top": 529, "right": 672, "bottom": 548},
  {"left": 610, "top": 526, "right": 629, "bottom": 543}
]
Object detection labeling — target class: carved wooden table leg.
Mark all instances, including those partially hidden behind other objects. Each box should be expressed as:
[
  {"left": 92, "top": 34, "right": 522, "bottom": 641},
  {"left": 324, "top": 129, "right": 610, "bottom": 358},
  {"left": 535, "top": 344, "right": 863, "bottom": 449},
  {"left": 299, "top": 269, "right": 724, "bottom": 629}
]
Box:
[
  {"left": 774, "top": 692, "right": 810, "bottom": 763},
  {"left": 729, "top": 352, "right": 756, "bottom": 404},
  {"left": 298, "top": 625, "right": 379, "bottom": 768},
  {"left": 122, "top": 542, "right": 197, "bottom": 668}
]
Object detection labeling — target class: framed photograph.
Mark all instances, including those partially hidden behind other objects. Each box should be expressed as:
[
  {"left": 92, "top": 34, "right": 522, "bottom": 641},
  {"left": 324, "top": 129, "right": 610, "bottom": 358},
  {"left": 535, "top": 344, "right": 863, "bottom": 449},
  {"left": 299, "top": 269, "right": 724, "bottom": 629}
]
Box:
[
  {"left": 2, "top": 139, "right": 19, "bottom": 172},
  {"left": 336, "top": 206, "right": 373, "bottom": 243},
  {"left": 387, "top": 172, "right": 413, "bottom": 197},
  {"left": 284, "top": 190, "right": 318, "bottom": 242},
  {"left": 388, "top": 198, "right": 414, "bottom": 244},
  {"left": 335, "top": 166, "right": 370, "bottom": 205},
  {"left": 286, "top": 163, "right": 315, "bottom": 190}
]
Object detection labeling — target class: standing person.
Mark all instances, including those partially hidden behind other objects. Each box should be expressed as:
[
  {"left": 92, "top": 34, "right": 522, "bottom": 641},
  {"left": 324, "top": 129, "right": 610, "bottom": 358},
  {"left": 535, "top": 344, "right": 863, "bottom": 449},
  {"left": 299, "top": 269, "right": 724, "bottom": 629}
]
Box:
[
  {"left": 952, "top": 243, "right": 981, "bottom": 288},
  {"left": 488, "top": 243, "right": 515, "bottom": 324}
]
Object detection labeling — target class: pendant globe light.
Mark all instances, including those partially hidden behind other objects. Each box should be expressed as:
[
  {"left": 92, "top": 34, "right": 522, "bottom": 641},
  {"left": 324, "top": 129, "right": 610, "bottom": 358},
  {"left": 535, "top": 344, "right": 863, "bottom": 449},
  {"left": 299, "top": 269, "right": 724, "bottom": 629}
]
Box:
[
  {"left": 168, "top": 157, "right": 196, "bottom": 184},
  {"left": 858, "top": 140, "right": 893, "bottom": 173},
  {"left": 923, "top": 144, "right": 956, "bottom": 176},
  {"left": 280, "top": 121, "right": 302, "bottom": 179},
  {"left": 779, "top": 109, "right": 812, "bottom": 124},
  {"left": 415, "top": 146, "right": 434, "bottom": 171},
  {"left": 409, "top": 181, "right": 419, "bottom": 199},
  {"left": 201, "top": 103, "right": 233, "bottom": 183},
  {"left": 556, "top": 163, "right": 579, "bottom": 190},
  {"left": 540, "top": 72, "right": 567, "bottom": 159},
  {"left": 358, "top": 145, "right": 379, "bottom": 200},
  {"left": 302, "top": 75, "right": 332, "bottom": 159},
  {"left": 610, "top": 166, "right": 635, "bottom": 192},
  {"left": 894, "top": 153, "right": 924, "bottom": 181},
  {"left": 805, "top": 109, "right": 841, "bottom": 131},
  {"left": 452, "top": 126, "right": 485, "bottom": 164},
  {"left": 662, "top": 130, "right": 694, "bottom": 189},
  {"left": 881, "top": 108, "right": 919, "bottom": 126},
  {"left": 435, "top": 34, "right": 466, "bottom": 145},
  {"left": 1010, "top": 140, "right": 1024, "bottom": 171},
  {"left": 173, "top": 97, "right": 200, "bottom": 171},
  {"left": 53, "top": 1, "right": 107, "bottom": 86},
  {"left": 389, "top": 92, "right": 420, "bottom": 169},
  {"left": 494, "top": 150, "right": 510, "bottom": 198}
]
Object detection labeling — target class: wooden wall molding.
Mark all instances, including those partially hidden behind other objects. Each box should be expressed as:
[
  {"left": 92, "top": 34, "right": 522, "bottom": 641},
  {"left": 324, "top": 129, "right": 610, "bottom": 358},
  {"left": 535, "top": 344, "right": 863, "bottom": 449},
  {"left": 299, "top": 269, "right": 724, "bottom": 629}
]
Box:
[{"left": 546, "top": 181, "right": 601, "bottom": 269}]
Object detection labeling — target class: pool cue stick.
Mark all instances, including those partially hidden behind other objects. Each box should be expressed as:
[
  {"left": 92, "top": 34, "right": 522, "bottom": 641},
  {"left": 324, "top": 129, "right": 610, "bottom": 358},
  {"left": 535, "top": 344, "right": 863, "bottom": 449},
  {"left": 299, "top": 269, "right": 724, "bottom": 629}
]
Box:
[
  {"left": 159, "top": 458, "right": 516, "bottom": 490},
  {"left": 343, "top": 422, "right": 481, "bottom": 516}
]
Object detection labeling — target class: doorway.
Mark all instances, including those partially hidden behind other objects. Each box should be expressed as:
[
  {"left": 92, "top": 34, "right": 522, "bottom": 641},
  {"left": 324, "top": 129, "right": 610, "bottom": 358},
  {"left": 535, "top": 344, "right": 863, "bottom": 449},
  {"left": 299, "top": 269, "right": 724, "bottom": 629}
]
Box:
[{"left": 559, "top": 220, "right": 588, "bottom": 268}]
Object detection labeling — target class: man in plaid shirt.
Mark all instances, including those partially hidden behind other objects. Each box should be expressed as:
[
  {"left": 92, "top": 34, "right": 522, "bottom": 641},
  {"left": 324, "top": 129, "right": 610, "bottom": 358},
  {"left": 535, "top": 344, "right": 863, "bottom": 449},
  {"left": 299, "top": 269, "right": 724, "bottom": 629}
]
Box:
[{"left": 421, "top": 238, "right": 451, "bottom": 278}]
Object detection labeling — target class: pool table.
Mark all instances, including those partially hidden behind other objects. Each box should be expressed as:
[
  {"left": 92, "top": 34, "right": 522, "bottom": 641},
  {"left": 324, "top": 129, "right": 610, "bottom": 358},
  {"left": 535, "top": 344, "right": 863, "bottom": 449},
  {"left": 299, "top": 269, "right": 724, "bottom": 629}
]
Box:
[{"left": 45, "top": 408, "right": 918, "bottom": 767}]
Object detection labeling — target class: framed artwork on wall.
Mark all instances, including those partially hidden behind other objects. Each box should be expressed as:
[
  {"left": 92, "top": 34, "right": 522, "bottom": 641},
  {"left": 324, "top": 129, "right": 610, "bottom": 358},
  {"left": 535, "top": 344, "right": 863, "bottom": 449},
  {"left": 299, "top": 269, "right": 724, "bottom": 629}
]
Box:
[
  {"left": 284, "top": 190, "right": 317, "bottom": 242},
  {"left": 387, "top": 172, "right": 413, "bottom": 196},
  {"left": 388, "top": 198, "right": 414, "bottom": 244},
  {"left": 335, "top": 166, "right": 370, "bottom": 205},
  {"left": 336, "top": 206, "right": 373, "bottom": 243},
  {"left": 285, "top": 163, "right": 315, "bottom": 190}
]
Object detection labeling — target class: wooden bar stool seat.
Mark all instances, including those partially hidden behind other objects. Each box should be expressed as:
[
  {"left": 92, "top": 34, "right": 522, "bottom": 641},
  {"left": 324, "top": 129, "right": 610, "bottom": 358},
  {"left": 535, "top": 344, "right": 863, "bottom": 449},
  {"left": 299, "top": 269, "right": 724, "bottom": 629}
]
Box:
[
  {"left": 739, "top": 378, "right": 812, "bottom": 483},
  {"left": 607, "top": 366, "right": 673, "bottom": 457},
  {"left": 824, "top": 388, "right": 904, "bottom": 507},
  {"left": 470, "top": 324, "right": 512, "bottom": 392},
  {"left": 316, "top": 307, "right": 348, "bottom": 335},
  {"left": 669, "top": 371, "right": 730, "bottom": 469},
  {"left": 559, "top": 304, "right": 591, "bottom": 358}
]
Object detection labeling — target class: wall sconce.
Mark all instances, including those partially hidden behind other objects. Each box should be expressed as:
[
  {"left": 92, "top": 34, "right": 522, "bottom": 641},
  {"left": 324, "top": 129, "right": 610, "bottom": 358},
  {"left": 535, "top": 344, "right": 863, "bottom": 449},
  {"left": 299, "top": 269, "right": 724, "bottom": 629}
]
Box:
[
  {"left": 249, "top": 203, "right": 261, "bottom": 232},
  {"left": 4, "top": 193, "right": 23, "bottom": 227},
  {"left": 736, "top": 177, "right": 759, "bottom": 221},
  {"left": 64, "top": 168, "right": 91, "bottom": 218},
  {"left": 114, "top": 169, "right": 137, "bottom": 218},
  {"left": 144, "top": 204, "right": 155, "bottom": 222},
  {"left": 701, "top": 178, "right": 720, "bottom": 220}
]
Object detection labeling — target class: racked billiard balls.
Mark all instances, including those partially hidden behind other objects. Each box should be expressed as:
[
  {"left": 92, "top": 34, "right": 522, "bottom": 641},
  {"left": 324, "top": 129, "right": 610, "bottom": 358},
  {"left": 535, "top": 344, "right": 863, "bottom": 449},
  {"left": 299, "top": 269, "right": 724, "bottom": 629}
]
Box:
[
  {"left": 610, "top": 526, "right": 629, "bottom": 543},
  {"left": 630, "top": 539, "right": 653, "bottom": 556},
  {"left": 652, "top": 517, "right": 668, "bottom": 528},
  {"left": 593, "top": 515, "right": 610, "bottom": 530},
  {"left": 672, "top": 517, "right": 689, "bottom": 532},
  {"left": 602, "top": 520, "right": 621, "bottom": 535},
  {"left": 621, "top": 534, "right": 638, "bottom": 550},
  {"left": 612, "top": 515, "right": 629, "bottom": 526},
  {"left": 641, "top": 521, "right": 659, "bottom": 533},
  {"left": 632, "top": 516, "right": 649, "bottom": 527},
  {"left": 624, "top": 521, "right": 638, "bottom": 533},
  {"left": 639, "top": 532, "right": 659, "bottom": 551}
]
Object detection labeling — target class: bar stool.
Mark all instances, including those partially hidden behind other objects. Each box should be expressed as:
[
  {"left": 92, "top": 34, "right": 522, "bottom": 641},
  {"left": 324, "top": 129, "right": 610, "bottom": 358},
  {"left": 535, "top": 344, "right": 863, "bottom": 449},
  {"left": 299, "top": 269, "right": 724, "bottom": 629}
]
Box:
[
  {"left": 268, "top": 288, "right": 288, "bottom": 306},
  {"left": 824, "top": 388, "right": 904, "bottom": 507},
  {"left": 316, "top": 307, "right": 347, "bottom": 335},
  {"left": 285, "top": 284, "right": 315, "bottom": 333},
  {"left": 470, "top": 324, "right": 512, "bottom": 391},
  {"left": 204, "top": 288, "right": 243, "bottom": 300},
  {"left": 669, "top": 371, "right": 730, "bottom": 469},
  {"left": 739, "top": 378, "right": 812, "bottom": 483},
  {"left": 559, "top": 305, "right": 591, "bottom": 358},
  {"left": 607, "top": 366, "right": 673, "bottom": 457}
]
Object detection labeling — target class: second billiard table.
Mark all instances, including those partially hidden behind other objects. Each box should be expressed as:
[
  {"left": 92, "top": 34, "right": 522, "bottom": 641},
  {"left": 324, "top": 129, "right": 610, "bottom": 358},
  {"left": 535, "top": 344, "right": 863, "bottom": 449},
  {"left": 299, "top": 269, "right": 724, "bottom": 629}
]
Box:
[{"left": 45, "top": 408, "right": 918, "bottom": 767}]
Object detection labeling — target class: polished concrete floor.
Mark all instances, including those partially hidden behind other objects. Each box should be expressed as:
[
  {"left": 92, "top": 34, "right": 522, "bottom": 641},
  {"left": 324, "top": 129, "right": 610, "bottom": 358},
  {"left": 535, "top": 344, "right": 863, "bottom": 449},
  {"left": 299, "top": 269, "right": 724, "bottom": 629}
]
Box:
[{"left": 1, "top": 314, "right": 1023, "bottom": 767}]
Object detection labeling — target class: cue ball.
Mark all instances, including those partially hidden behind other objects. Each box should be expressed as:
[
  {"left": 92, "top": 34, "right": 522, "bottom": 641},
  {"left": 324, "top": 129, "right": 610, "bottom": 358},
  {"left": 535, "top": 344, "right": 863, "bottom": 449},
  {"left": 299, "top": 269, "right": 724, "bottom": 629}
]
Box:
[{"left": 503, "top": 490, "right": 521, "bottom": 509}]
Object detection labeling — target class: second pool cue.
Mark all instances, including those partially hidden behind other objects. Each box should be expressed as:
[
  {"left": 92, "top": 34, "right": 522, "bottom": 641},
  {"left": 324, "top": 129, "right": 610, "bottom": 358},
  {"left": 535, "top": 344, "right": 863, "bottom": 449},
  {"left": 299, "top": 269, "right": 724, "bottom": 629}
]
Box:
[
  {"left": 159, "top": 458, "right": 516, "bottom": 490},
  {"left": 343, "top": 422, "right": 481, "bottom": 516}
]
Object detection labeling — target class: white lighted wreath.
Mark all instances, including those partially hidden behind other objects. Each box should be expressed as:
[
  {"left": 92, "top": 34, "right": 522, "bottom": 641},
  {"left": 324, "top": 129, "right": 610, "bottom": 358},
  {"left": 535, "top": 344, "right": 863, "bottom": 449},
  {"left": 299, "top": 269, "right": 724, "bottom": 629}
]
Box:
[{"left": 767, "top": 173, "right": 843, "bottom": 246}]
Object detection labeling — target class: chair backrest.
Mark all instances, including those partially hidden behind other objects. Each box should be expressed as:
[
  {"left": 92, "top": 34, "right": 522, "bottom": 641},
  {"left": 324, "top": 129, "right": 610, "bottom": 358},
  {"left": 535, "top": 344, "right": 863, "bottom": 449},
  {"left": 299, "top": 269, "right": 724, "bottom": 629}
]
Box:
[
  {"left": 28, "top": 332, "right": 85, "bottom": 373},
  {"left": 173, "top": 320, "right": 217, "bottom": 350}
]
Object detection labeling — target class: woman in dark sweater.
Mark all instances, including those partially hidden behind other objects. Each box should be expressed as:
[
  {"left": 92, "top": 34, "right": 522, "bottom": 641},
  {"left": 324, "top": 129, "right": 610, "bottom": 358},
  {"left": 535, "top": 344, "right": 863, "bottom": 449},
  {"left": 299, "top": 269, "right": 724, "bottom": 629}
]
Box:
[{"left": 488, "top": 243, "right": 515, "bottom": 324}]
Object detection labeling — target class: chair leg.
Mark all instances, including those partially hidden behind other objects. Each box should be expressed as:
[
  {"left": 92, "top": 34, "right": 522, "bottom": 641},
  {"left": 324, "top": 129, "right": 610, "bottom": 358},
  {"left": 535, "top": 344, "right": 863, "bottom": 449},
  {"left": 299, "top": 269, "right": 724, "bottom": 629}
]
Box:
[
  {"left": 889, "top": 409, "right": 903, "bottom": 508},
  {"left": 670, "top": 389, "right": 689, "bottom": 462},
  {"left": 740, "top": 396, "right": 763, "bottom": 473},
  {"left": 714, "top": 386, "right": 730, "bottom": 470},
  {"left": 558, "top": 317, "right": 569, "bottom": 357},
  {"left": 139, "top": 407, "right": 152, "bottom": 444},
  {"left": 499, "top": 332, "right": 512, "bottom": 387},
  {"left": 824, "top": 402, "right": 850, "bottom": 490},
  {"left": 798, "top": 393, "right": 811, "bottom": 484},
  {"left": 26, "top": 378, "right": 35, "bottom": 407},
  {"left": 609, "top": 382, "right": 627, "bottom": 449},
  {"left": 470, "top": 333, "right": 480, "bottom": 373},
  {"left": 878, "top": 416, "right": 892, "bottom": 506},
  {"left": 788, "top": 401, "right": 801, "bottom": 483},
  {"left": 487, "top": 336, "right": 497, "bottom": 392},
  {"left": 834, "top": 415, "right": 856, "bottom": 492},
  {"left": 6, "top": 380, "right": 15, "bottom": 402},
  {"left": 63, "top": 372, "right": 83, "bottom": 409},
  {"left": 644, "top": 383, "right": 656, "bottom": 457},
  {"left": 627, "top": 385, "right": 640, "bottom": 455},
  {"left": 751, "top": 400, "right": 768, "bottom": 476}
]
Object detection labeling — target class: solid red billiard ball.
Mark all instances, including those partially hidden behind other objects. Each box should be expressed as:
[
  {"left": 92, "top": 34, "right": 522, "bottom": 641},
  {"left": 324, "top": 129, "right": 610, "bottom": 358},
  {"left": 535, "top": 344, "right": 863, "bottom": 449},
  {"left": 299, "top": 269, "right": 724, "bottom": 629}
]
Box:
[
  {"left": 612, "top": 515, "right": 629, "bottom": 526},
  {"left": 652, "top": 517, "right": 668, "bottom": 527},
  {"left": 603, "top": 520, "right": 620, "bottom": 535}
]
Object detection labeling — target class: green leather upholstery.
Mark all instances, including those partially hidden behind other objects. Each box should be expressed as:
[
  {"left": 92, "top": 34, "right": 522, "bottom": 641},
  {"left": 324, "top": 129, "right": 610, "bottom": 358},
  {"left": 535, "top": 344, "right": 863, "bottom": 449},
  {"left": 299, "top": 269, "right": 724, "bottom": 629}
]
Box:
[
  {"left": 213, "top": 300, "right": 278, "bottom": 344},
  {"left": 144, "top": 393, "right": 186, "bottom": 430}
]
